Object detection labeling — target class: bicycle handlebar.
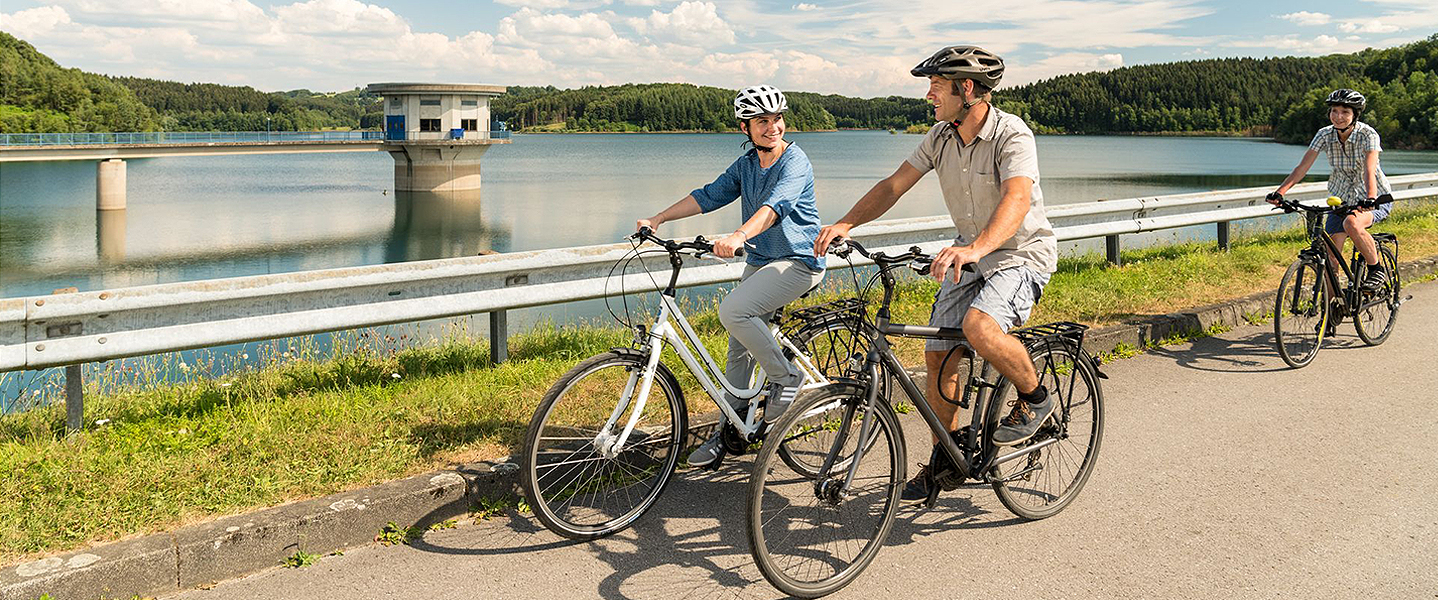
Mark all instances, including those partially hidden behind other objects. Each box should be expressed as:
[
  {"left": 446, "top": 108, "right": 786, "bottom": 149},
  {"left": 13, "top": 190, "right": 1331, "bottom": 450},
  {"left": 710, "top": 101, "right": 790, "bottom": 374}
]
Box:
[
  {"left": 1269, "top": 192, "right": 1395, "bottom": 215},
  {"left": 632, "top": 227, "right": 744, "bottom": 258},
  {"left": 829, "top": 238, "right": 976, "bottom": 275}
]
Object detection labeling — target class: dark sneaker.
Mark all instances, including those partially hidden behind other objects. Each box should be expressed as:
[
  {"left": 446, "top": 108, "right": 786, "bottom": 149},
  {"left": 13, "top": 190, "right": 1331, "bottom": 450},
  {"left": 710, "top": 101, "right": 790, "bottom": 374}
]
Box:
[
  {"left": 686, "top": 433, "right": 724, "bottom": 467},
  {"left": 1361, "top": 266, "right": 1388, "bottom": 291},
  {"left": 763, "top": 381, "right": 801, "bottom": 424},
  {"left": 993, "top": 391, "right": 1055, "bottom": 446},
  {"left": 900, "top": 462, "right": 935, "bottom": 502}
]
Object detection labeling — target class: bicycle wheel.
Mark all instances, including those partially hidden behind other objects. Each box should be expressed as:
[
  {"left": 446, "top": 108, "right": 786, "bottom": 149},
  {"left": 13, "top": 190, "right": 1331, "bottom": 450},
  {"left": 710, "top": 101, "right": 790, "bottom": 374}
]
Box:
[
  {"left": 1354, "top": 243, "right": 1400, "bottom": 346},
  {"left": 778, "top": 318, "right": 886, "bottom": 478},
  {"left": 988, "top": 345, "right": 1104, "bottom": 520},
  {"left": 521, "top": 351, "right": 687, "bottom": 540},
  {"left": 748, "top": 382, "right": 904, "bottom": 598},
  {"left": 1273, "top": 259, "right": 1330, "bottom": 369}
]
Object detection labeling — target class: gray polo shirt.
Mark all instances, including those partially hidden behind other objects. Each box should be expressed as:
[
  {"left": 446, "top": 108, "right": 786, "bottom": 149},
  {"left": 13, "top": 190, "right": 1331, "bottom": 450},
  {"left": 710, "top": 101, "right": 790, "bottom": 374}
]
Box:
[{"left": 905, "top": 106, "right": 1057, "bottom": 277}]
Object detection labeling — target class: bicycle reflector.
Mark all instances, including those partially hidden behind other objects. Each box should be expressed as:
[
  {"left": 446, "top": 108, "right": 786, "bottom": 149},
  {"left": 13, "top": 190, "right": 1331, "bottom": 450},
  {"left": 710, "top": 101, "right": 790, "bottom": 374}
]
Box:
[{"left": 1327, "top": 196, "right": 1343, "bottom": 207}]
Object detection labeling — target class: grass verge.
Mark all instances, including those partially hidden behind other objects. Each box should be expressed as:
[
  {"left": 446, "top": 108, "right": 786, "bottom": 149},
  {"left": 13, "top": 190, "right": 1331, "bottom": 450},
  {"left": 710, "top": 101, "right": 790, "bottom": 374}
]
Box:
[{"left": 3, "top": 201, "right": 1437, "bottom": 562}]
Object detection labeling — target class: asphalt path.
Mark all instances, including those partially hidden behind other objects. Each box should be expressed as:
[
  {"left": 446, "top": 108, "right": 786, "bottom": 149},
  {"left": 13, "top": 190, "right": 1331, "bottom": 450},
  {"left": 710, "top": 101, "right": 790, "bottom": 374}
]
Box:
[{"left": 172, "top": 280, "right": 1438, "bottom": 600}]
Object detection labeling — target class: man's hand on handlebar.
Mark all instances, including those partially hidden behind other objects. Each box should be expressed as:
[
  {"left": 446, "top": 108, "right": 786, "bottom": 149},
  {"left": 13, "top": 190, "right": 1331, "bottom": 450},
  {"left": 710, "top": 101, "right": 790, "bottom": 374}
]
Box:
[
  {"left": 814, "top": 223, "right": 853, "bottom": 257},
  {"left": 931, "top": 244, "right": 981, "bottom": 284}
]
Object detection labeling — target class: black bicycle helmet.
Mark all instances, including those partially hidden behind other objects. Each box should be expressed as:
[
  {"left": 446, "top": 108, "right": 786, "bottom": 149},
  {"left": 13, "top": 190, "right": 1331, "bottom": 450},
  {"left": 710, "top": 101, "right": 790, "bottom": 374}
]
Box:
[
  {"left": 1325, "top": 88, "right": 1366, "bottom": 113},
  {"left": 911, "top": 45, "right": 1005, "bottom": 89}
]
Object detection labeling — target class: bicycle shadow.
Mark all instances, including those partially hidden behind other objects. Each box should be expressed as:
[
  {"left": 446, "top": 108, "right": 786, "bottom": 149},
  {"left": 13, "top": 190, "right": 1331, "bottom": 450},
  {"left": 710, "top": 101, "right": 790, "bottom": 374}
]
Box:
[
  {"left": 1141, "top": 327, "right": 1369, "bottom": 374},
  {"left": 411, "top": 459, "right": 1021, "bottom": 600}
]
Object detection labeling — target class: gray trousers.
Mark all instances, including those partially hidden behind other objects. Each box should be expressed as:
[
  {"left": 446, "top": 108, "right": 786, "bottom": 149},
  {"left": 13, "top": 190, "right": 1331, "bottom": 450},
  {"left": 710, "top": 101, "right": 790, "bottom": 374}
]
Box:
[{"left": 718, "top": 260, "right": 825, "bottom": 412}]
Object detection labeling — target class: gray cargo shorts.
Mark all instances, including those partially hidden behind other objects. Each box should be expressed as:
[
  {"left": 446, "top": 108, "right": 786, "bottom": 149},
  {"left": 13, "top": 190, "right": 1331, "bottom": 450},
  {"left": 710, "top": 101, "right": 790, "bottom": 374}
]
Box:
[{"left": 925, "top": 264, "right": 1050, "bottom": 353}]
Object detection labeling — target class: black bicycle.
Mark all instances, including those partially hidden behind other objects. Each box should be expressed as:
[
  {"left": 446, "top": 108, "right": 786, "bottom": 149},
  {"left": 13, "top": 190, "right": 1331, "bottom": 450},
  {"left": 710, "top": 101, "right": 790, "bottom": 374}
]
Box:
[
  {"left": 745, "top": 240, "right": 1106, "bottom": 598},
  {"left": 1269, "top": 193, "right": 1405, "bottom": 368}
]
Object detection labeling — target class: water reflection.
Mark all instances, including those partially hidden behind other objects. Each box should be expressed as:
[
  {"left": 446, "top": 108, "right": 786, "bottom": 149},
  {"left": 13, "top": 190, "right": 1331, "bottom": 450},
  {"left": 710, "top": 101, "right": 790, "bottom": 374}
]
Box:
[
  {"left": 385, "top": 189, "right": 509, "bottom": 262},
  {"left": 96, "top": 209, "right": 127, "bottom": 263}
]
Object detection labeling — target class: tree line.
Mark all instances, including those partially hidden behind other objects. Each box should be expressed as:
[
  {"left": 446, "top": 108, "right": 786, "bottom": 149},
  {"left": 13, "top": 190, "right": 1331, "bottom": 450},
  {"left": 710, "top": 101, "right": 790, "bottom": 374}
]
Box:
[{"left": 1, "top": 29, "right": 1434, "bottom": 148}]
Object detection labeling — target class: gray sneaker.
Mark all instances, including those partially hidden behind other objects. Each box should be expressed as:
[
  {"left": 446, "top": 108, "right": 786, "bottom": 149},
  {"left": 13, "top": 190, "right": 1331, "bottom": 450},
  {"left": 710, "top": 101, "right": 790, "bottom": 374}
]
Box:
[
  {"left": 687, "top": 433, "right": 724, "bottom": 467},
  {"left": 763, "top": 380, "right": 802, "bottom": 425},
  {"left": 992, "top": 388, "right": 1055, "bottom": 446}
]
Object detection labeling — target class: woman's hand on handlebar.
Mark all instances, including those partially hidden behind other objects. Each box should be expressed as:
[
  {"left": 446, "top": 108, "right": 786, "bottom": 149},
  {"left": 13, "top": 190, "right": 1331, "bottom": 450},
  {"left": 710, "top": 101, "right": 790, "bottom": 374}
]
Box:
[
  {"left": 636, "top": 216, "right": 662, "bottom": 233},
  {"left": 712, "top": 231, "right": 746, "bottom": 259},
  {"left": 1265, "top": 191, "right": 1284, "bottom": 207},
  {"left": 931, "top": 244, "right": 981, "bottom": 283}
]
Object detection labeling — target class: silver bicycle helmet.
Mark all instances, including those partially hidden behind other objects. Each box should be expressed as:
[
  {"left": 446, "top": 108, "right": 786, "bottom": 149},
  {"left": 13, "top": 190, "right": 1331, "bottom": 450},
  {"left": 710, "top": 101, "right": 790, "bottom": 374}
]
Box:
[
  {"left": 734, "top": 85, "right": 788, "bottom": 119},
  {"left": 911, "top": 45, "right": 1005, "bottom": 89},
  {"left": 1325, "top": 88, "right": 1366, "bottom": 113}
]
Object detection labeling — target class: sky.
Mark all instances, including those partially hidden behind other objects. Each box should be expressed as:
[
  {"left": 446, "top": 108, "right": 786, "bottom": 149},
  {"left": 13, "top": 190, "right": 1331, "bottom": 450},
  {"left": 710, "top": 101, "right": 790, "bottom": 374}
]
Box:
[{"left": 1, "top": 0, "right": 1434, "bottom": 98}]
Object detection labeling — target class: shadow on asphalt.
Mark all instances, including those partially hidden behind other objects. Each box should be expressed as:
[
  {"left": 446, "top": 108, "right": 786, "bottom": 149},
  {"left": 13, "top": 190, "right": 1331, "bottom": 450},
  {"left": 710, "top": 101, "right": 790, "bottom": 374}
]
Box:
[
  {"left": 1144, "top": 328, "right": 1370, "bottom": 373},
  {"left": 410, "top": 461, "right": 1024, "bottom": 600}
]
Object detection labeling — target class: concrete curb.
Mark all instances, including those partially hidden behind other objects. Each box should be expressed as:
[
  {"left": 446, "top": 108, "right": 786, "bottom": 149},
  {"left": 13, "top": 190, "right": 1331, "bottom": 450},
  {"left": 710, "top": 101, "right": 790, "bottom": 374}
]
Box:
[{"left": 6, "top": 255, "right": 1436, "bottom": 600}]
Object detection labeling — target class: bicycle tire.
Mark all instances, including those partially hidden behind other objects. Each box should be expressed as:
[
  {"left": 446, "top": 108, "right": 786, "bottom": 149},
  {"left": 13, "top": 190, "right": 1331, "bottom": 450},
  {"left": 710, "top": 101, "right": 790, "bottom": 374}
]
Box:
[
  {"left": 778, "top": 317, "right": 886, "bottom": 478},
  {"left": 521, "top": 350, "right": 687, "bottom": 540},
  {"left": 988, "top": 345, "right": 1104, "bottom": 520},
  {"left": 1354, "top": 243, "right": 1400, "bottom": 346},
  {"left": 747, "top": 382, "right": 904, "bottom": 598},
  {"left": 1274, "top": 259, "right": 1329, "bottom": 369}
]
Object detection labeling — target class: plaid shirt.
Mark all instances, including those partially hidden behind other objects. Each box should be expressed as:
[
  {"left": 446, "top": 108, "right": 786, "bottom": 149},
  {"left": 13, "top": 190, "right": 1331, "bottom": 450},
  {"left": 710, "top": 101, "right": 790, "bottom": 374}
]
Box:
[{"left": 1309, "top": 122, "right": 1391, "bottom": 202}]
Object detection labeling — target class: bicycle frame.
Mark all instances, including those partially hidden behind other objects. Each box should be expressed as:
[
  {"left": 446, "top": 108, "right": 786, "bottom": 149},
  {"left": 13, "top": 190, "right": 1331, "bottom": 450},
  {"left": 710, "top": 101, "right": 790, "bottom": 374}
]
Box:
[
  {"left": 1290, "top": 219, "right": 1388, "bottom": 321},
  {"left": 596, "top": 286, "right": 831, "bottom": 459},
  {"left": 824, "top": 266, "right": 1060, "bottom": 494}
]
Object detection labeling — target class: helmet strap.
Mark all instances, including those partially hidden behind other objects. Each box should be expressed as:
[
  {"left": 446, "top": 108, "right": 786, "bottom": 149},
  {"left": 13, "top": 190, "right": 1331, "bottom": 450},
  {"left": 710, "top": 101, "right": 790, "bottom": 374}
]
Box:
[{"left": 951, "top": 97, "right": 986, "bottom": 126}]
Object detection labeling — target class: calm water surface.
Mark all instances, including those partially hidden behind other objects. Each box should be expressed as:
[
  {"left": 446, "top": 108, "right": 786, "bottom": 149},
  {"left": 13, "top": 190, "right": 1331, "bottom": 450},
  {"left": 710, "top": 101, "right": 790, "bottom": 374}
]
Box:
[{"left": 3, "top": 132, "right": 1436, "bottom": 407}]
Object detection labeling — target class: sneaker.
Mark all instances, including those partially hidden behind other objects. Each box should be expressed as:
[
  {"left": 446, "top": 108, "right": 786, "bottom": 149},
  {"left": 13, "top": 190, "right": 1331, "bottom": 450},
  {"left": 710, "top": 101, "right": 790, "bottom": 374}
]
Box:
[
  {"left": 900, "top": 462, "right": 935, "bottom": 502},
  {"left": 992, "top": 388, "right": 1055, "bottom": 446},
  {"left": 763, "top": 380, "right": 801, "bottom": 424},
  {"left": 686, "top": 433, "right": 724, "bottom": 468},
  {"left": 1361, "top": 266, "right": 1388, "bottom": 291}
]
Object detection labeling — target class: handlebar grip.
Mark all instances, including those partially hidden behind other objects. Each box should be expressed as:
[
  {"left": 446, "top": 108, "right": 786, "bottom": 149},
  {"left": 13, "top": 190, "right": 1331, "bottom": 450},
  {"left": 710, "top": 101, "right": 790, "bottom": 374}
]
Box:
[{"left": 733, "top": 248, "right": 745, "bottom": 257}]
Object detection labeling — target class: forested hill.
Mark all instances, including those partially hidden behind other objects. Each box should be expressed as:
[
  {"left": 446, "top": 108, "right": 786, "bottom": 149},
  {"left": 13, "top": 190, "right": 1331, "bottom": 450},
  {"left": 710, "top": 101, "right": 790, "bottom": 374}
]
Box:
[
  {"left": 0, "top": 31, "right": 380, "bottom": 133},
  {"left": 1, "top": 29, "right": 1434, "bottom": 147},
  {"left": 1001, "top": 33, "right": 1436, "bottom": 149}
]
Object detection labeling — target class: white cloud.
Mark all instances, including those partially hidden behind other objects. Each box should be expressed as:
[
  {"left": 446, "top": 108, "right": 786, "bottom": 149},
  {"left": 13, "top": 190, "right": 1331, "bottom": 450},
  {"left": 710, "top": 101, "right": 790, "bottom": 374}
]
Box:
[
  {"left": 1277, "top": 11, "right": 1331, "bottom": 26},
  {"left": 1338, "top": 19, "right": 1401, "bottom": 34},
  {"left": 494, "top": 0, "right": 570, "bottom": 8},
  {"left": 1222, "top": 34, "right": 1374, "bottom": 56},
  {"left": 0, "top": 6, "right": 73, "bottom": 38},
  {"left": 1008, "top": 52, "right": 1124, "bottom": 86},
  {"left": 629, "top": 1, "right": 734, "bottom": 45},
  {"left": 794, "top": 3, "right": 818, "bottom": 11}
]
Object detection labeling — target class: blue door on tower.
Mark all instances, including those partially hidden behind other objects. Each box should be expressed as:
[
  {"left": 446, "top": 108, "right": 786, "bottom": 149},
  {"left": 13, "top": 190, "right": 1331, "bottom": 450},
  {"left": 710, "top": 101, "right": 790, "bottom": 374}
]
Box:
[{"left": 385, "top": 115, "right": 405, "bottom": 141}]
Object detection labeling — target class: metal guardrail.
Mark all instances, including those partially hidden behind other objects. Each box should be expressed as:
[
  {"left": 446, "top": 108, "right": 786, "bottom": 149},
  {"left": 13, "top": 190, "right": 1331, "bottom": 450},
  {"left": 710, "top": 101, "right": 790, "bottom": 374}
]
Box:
[
  {"left": 0, "top": 131, "right": 388, "bottom": 146},
  {"left": 0, "top": 130, "right": 511, "bottom": 146},
  {"left": 3, "top": 173, "right": 1436, "bottom": 428}
]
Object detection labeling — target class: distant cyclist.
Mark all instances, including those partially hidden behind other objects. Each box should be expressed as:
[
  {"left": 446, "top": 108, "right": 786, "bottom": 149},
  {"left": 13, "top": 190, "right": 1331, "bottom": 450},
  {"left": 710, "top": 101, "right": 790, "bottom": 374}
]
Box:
[
  {"left": 1267, "top": 88, "right": 1392, "bottom": 290},
  {"left": 636, "top": 84, "right": 825, "bottom": 467},
  {"left": 814, "top": 46, "right": 1058, "bottom": 503}
]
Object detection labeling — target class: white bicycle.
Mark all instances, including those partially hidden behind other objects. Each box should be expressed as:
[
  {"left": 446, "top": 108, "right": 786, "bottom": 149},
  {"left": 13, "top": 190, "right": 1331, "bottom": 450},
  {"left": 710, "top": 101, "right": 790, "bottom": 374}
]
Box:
[{"left": 520, "top": 228, "right": 876, "bottom": 540}]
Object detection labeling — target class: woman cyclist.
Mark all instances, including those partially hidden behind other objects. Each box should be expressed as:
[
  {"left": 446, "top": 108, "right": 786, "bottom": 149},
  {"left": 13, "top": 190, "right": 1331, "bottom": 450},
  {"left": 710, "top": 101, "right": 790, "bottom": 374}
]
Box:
[
  {"left": 1268, "top": 88, "right": 1393, "bottom": 290},
  {"left": 635, "top": 85, "right": 826, "bottom": 467}
]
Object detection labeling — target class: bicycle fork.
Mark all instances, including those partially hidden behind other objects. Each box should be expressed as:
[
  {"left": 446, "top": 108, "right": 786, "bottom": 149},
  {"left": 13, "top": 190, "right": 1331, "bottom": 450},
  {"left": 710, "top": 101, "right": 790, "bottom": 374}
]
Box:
[{"left": 595, "top": 328, "right": 667, "bottom": 459}]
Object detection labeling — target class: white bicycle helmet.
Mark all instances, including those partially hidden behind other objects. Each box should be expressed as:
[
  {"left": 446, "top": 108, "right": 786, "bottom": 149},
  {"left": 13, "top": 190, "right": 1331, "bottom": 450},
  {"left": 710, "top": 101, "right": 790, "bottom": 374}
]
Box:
[{"left": 734, "top": 85, "right": 788, "bottom": 119}]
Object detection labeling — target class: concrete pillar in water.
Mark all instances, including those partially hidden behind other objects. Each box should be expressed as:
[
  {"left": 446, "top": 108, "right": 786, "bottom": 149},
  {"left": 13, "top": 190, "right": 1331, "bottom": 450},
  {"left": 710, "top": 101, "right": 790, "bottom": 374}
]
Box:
[
  {"left": 96, "top": 158, "right": 126, "bottom": 210},
  {"left": 96, "top": 209, "right": 127, "bottom": 263},
  {"left": 388, "top": 144, "right": 492, "bottom": 193}
]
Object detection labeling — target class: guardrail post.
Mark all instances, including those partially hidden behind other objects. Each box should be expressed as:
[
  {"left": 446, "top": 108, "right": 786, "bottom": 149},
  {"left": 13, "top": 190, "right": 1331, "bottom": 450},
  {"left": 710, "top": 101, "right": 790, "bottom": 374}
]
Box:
[
  {"left": 1217, "top": 221, "right": 1230, "bottom": 251},
  {"left": 1105, "top": 235, "right": 1121, "bottom": 266},
  {"left": 489, "top": 310, "right": 508, "bottom": 365},
  {"left": 65, "top": 364, "right": 83, "bottom": 432}
]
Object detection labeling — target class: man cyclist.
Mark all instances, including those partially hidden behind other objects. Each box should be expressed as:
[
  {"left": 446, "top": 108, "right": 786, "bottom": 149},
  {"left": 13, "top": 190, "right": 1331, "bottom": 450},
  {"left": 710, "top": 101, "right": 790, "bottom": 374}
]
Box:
[
  {"left": 813, "top": 45, "right": 1058, "bottom": 502},
  {"left": 1267, "top": 88, "right": 1392, "bottom": 291}
]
